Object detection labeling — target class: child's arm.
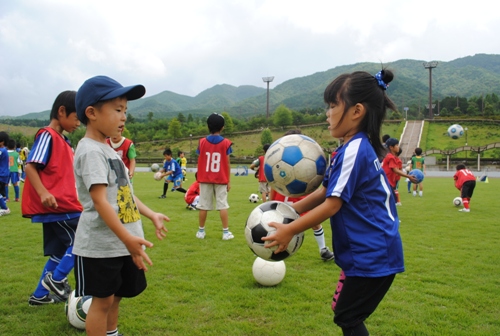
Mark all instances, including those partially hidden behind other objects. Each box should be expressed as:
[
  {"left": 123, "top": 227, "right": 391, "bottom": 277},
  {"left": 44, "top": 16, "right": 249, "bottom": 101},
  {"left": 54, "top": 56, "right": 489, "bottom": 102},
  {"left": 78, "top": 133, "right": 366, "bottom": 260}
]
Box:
[
  {"left": 134, "top": 196, "right": 169, "bottom": 240},
  {"left": 393, "top": 167, "right": 418, "bottom": 183},
  {"left": 227, "top": 154, "right": 231, "bottom": 192},
  {"left": 129, "top": 158, "right": 136, "bottom": 179},
  {"left": 90, "top": 184, "right": 155, "bottom": 271},
  {"left": 263, "top": 196, "right": 343, "bottom": 252},
  {"left": 24, "top": 163, "right": 58, "bottom": 208},
  {"left": 291, "top": 186, "right": 327, "bottom": 214}
]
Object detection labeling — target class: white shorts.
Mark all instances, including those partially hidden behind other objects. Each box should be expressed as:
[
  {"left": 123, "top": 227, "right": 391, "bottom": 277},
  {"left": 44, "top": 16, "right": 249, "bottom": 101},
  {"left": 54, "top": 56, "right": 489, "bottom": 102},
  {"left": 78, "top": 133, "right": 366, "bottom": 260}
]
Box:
[
  {"left": 258, "top": 182, "right": 269, "bottom": 194},
  {"left": 198, "top": 183, "right": 229, "bottom": 211}
]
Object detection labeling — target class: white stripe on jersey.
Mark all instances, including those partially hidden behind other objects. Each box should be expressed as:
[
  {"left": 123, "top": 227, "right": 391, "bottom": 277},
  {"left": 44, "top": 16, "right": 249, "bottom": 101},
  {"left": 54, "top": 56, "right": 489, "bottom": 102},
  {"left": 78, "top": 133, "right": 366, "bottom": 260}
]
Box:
[
  {"left": 29, "top": 131, "right": 52, "bottom": 164},
  {"left": 330, "top": 138, "right": 361, "bottom": 197}
]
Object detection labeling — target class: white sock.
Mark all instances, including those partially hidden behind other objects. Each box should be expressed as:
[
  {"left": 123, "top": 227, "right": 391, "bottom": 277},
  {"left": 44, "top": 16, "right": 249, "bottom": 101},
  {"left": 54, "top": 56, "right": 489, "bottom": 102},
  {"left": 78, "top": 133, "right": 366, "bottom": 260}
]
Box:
[
  {"left": 107, "top": 329, "right": 119, "bottom": 336},
  {"left": 313, "top": 227, "right": 326, "bottom": 250},
  {"left": 413, "top": 191, "right": 417, "bottom": 196},
  {"left": 419, "top": 191, "right": 423, "bottom": 197}
]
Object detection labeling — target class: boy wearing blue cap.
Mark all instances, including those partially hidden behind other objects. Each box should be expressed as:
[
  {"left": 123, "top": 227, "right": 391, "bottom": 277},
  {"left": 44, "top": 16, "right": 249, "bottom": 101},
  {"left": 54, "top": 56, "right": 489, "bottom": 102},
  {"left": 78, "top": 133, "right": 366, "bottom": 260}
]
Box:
[{"left": 73, "top": 76, "right": 169, "bottom": 336}]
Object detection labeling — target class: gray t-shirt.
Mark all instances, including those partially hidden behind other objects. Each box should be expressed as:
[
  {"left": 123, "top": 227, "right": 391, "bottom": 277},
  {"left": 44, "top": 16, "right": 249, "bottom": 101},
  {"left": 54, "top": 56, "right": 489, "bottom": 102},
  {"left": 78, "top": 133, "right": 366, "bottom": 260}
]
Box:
[{"left": 73, "top": 138, "right": 144, "bottom": 258}]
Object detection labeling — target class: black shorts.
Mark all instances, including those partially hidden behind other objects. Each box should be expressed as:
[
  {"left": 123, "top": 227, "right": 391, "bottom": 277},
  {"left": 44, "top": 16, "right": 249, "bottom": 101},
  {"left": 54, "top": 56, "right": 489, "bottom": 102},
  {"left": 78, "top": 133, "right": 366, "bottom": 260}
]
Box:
[
  {"left": 42, "top": 218, "right": 78, "bottom": 256},
  {"left": 461, "top": 180, "right": 476, "bottom": 199},
  {"left": 0, "top": 181, "right": 6, "bottom": 197},
  {"left": 74, "top": 255, "right": 147, "bottom": 299},
  {"left": 334, "top": 274, "right": 395, "bottom": 329}
]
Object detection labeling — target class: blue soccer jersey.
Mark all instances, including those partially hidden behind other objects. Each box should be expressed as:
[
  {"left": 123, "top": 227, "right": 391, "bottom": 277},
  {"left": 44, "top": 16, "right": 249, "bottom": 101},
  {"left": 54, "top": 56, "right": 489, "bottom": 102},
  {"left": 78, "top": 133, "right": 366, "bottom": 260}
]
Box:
[
  {"left": 323, "top": 132, "right": 404, "bottom": 277},
  {"left": 163, "top": 159, "right": 183, "bottom": 180}
]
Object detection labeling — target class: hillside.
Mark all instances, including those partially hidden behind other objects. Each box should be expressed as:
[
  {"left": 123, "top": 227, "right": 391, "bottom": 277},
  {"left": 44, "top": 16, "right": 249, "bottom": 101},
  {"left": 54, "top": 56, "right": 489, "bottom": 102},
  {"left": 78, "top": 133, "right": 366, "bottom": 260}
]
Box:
[{"left": 3, "top": 53, "right": 500, "bottom": 120}]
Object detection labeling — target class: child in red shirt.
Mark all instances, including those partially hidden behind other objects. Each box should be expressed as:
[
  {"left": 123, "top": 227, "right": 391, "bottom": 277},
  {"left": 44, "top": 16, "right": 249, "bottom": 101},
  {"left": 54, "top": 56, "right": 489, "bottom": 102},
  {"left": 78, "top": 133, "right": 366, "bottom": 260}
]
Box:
[{"left": 453, "top": 164, "right": 476, "bottom": 212}]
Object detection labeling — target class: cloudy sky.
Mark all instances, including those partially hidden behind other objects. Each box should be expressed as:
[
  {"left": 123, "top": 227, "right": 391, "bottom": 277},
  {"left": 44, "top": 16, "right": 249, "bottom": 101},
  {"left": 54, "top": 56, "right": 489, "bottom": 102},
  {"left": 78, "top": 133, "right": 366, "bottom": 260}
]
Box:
[{"left": 1, "top": 0, "right": 499, "bottom": 117}]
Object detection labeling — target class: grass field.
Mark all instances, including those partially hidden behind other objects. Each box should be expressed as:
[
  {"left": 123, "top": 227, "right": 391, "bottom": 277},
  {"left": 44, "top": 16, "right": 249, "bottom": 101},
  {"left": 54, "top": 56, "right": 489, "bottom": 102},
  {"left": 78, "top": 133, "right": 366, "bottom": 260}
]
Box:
[{"left": 1, "top": 172, "right": 499, "bottom": 335}]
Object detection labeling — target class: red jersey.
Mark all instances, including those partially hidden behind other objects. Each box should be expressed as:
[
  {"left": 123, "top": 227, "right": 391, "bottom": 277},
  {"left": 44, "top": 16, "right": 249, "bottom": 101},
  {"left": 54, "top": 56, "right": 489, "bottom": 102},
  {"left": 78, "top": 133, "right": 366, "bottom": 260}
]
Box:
[
  {"left": 106, "top": 137, "right": 133, "bottom": 170},
  {"left": 454, "top": 169, "right": 476, "bottom": 190},
  {"left": 382, "top": 153, "right": 402, "bottom": 188},
  {"left": 22, "top": 127, "right": 83, "bottom": 217},
  {"left": 185, "top": 181, "right": 200, "bottom": 204},
  {"left": 196, "top": 136, "right": 232, "bottom": 184},
  {"left": 257, "top": 156, "right": 267, "bottom": 182}
]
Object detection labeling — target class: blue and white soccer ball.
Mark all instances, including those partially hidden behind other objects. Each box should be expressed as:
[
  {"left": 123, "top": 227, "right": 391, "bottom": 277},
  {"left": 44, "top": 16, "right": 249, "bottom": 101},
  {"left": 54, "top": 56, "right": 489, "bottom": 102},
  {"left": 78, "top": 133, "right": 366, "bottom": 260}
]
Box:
[
  {"left": 66, "top": 290, "right": 92, "bottom": 330},
  {"left": 245, "top": 201, "right": 304, "bottom": 261},
  {"left": 409, "top": 169, "right": 425, "bottom": 184},
  {"left": 264, "top": 134, "right": 327, "bottom": 197},
  {"left": 447, "top": 124, "right": 464, "bottom": 139}
]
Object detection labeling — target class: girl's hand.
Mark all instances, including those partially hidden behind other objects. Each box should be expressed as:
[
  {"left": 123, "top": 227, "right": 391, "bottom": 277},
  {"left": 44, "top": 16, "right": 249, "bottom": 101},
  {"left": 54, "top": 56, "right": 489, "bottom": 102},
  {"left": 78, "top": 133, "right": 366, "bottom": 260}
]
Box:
[
  {"left": 123, "top": 235, "right": 154, "bottom": 271},
  {"left": 150, "top": 212, "right": 169, "bottom": 240},
  {"left": 261, "top": 222, "right": 295, "bottom": 254}
]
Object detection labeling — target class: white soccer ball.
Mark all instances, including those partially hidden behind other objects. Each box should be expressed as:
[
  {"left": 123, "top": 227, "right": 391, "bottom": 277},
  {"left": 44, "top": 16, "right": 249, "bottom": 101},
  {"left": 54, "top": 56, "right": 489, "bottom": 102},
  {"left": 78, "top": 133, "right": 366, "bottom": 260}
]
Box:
[
  {"left": 252, "top": 257, "right": 286, "bottom": 286},
  {"left": 264, "top": 134, "right": 327, "bottom": 197},
  {"left": 151, "top": 163, "right": 160, "bottom": 172},
  {"left": 249, "top": 193, "right": 259, "bottom": 203},
  {"left": 65, "top": 290, "right": 92, "bottom": 330},
  {"left": 447, "top": 124, "right": 464, "bottom": 139},
  {"left": 153, "top": 172, "right": 163, "bottom": 181},
  {"left": 453, "top": 197, "right": 463, "bottom": 207},
  {"left": 245, "top": 201, "right": 304, "bottom": 261}
]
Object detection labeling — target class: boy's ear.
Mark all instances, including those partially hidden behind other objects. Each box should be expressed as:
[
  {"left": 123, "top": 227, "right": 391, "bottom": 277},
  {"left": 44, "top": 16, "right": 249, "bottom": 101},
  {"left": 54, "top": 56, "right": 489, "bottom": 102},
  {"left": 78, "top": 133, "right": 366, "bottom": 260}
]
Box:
[
  {"left": 85, "top": 106, "right": 97, "bottom": 122},
  {"left": 57, "top": 106, "right": 66, "bottom": 117}
]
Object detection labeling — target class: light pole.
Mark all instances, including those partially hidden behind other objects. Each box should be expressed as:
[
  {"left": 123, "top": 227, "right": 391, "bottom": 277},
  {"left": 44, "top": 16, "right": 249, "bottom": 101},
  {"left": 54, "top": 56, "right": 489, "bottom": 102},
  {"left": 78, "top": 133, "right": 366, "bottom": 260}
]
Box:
[
  {"left": 189, "top": 134, "right": 192, "bottom": 163},
  {"left": 404, "top": 107, "right": 409, "bottom": 120},
  {"left": 464, "top": 127, "right": 468, "bottom": 161},
  {"left": 262, "top": 76, "right": 274, "bottom": 119},
  {"left": 423, "top": 61, "right": 438, "bottom": 119}
]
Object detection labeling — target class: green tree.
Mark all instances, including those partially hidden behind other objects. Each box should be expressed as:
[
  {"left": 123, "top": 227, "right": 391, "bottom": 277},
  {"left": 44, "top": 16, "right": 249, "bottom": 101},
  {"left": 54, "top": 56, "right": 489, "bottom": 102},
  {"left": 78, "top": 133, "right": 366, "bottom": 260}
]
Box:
[
  {"left": 187, "top": 114, "right": 194, "bottom": 123},
  {"left": 168, "top": 118, "right": 182, "bottom": 139},
  {"left": 147, "top": 112, "right": 154, "bottom": 122},
  {"left": 273, "top": 104, "right": 293, "bottom": 128},
  {"left": 221, "top": 112, "right": 234, "bottom": 134},
  {"left": 260, "top": 128, "right": 273, "bottom": 146},
  {"left": 177, "top": 113, "right": 186, "bottom": 123}
]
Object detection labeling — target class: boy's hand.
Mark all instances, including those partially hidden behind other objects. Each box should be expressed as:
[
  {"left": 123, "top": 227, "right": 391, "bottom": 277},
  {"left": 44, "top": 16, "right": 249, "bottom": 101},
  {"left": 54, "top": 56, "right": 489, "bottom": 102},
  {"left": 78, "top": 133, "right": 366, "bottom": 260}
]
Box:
[
  {"left": 123, "top": 235, "right": 154, "bottom": 271},
  {"left": 408, "top": 175, "right": 418, "bottom": 184},
  {"left": 40, "top": 191, "right": 58, "bottom": 208},
  {"left": 261, "top": 222, "right": 294, "bottom": 254},
  {"left": 150, "top": 212, "right": 169, "bottom": 240}
]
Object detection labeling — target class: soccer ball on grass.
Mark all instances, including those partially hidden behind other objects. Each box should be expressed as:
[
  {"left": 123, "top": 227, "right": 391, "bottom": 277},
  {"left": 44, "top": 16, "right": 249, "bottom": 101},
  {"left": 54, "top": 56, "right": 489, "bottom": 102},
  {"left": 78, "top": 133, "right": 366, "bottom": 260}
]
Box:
[
  {"left": 264, "top": 134, "right": 327, "bottom": 197},
  {"left": 245, "top": 201, "right": 304, "bottom": 261},
  {"left": 249, "top": 193, "right": 259, "bottom": 203},
  {"left": 66, "top": 290, "right": 92, "bottom": 330},
  {"left": 453, "top": 197, "right": 463, "bottom": 207},
  {"left": 447, "top": 124, "right": 464, "bottom": 139},
  {"left": 252, "top": 257, "right": 286, "bottom": 286}
]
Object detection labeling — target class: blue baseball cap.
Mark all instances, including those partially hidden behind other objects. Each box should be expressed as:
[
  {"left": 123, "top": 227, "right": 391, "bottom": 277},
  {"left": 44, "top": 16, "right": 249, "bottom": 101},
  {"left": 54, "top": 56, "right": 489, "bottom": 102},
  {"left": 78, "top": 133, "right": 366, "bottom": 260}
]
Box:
[
  {"left": 76, "top": 75, "right": 146, "bottom": 122},
  {"left": 385, "top": 138, "right": 399, "bottom": 147}
]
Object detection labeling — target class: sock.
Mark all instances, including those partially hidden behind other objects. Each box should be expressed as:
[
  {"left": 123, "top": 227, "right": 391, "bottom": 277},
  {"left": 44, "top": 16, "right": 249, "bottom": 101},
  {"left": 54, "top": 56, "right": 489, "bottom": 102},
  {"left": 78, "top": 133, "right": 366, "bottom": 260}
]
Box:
[
  {"left": 223, "top": 228, "right": 229, "bottom": 234},
  {"left": 313, "top": 227, "right": 326, "bottom": 250},
  {"left": 4, "top": 186, "right": 8, "bottom": 199},
  {"left": 107, "top": 329, "right": 119, "bottom": 336},
  {"left": 33, "top": 258, "right": 59, "bottom": 297},
  {"left": 0, "top": 196, "right": 6, "bottom": 210},
  {"left": 163, "top": 182, "right": 169, "bottom": 195},
  {"left": 463, "top": 198, "right": 470, "bottom": 209},
  {"left": 14, "top": 185, "right": 19, "bottom": 199},
  {"left": 176, "top": 187, "right": 187, "bottom": 193},
  {"left": 419, "top": 191, "right": 423, "bottom": 197},
  {"left": 198, "top": 226, "right": 205, "bottom": 232},
  {"left": 395, "top": 190, "right": 400, "bottom": 203},
  {"left": 53, "top": 246, "right": 75, "bottom": 281},
  {"left": 413, "top": 191, "right": 416, "bottom": 196}
]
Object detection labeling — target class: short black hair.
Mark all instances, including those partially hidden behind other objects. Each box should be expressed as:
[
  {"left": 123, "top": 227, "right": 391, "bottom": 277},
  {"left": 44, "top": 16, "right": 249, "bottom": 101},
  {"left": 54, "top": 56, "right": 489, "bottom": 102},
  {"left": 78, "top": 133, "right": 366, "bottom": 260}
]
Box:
[
  {"left": 163, "top": 148, "right": 172, "bottom": 156},
  {"left": 178, "top": 151, "right": 184, "bottom": 156},
  {"left": 415, "top": 147, "right": 422, "bottom": 155},
  {"left": 7, "top": 139, "right": 16, "bottom": 150},
  {"left": 382, "top": 134, "right": 391, "bottom": 143},
  {"left": 207, "top": 113, "right": 225, "bottom": 134},
  {"left": 0, "top": 132, "right": 9, "bottom": 145},
  {"left": 456, "top": 164, "right": 466, "bottom": 171},
  {"left": 263, "top": 144, "right": 270, "bottom": 152},
  {"left": 50, "top": 90, "right": 77, "bottom": 120}
]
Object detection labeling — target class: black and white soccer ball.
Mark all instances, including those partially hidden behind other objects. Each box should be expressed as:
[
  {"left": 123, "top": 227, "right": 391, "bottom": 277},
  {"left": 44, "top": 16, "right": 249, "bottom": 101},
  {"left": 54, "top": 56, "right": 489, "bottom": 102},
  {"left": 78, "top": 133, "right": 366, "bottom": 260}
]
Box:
[
  {"left": 245, "top": 201, "right": 304, "bottom": 261},
  {"left": 453, "top": 197, "right": 463, "bottom": 207},
  {"left": 264, "top": 134, "right": 327, "bottom": 197},
  {"left": 249, "top": 193, "right": 259, "bottom": 203},
  {"left": 66, "top": 290, "right": 92, "bottom": 330}
]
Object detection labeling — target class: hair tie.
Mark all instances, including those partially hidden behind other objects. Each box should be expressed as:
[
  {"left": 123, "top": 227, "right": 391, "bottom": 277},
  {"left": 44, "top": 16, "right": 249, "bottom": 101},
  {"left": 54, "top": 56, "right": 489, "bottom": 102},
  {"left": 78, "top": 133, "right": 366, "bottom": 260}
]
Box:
[{"left": 374, "top": 71, "right": 388, "bottom": 90}]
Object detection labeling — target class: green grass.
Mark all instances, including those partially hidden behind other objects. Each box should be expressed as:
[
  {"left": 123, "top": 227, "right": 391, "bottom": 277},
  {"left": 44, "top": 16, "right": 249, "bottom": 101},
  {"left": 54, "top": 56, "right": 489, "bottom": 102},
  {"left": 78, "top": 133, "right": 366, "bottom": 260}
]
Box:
[{"left": 1, "top": 173, "right": 499, "bottom": 335}]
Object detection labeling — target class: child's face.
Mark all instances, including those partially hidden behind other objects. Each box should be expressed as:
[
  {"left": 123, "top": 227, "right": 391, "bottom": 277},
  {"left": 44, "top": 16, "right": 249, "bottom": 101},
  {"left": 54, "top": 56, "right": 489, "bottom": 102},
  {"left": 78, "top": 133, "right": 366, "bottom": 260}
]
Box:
[
  {"left": 60, "top": 111, "right": 81, "bottom": 133},
  {"left": 93, "top": 98, "right": 128, "bottom": 138},
  {"left": 164, "top": 154, "right": 172, "bottom": 161},
  {"left": 180, "top": 153, "right": 184, "bottom": 158},
  {"left": 389, "top": 144, "right": 400, "bottom": 155},
  {"left": 326, "top": 101, "right": 357, "bottom": 140}
]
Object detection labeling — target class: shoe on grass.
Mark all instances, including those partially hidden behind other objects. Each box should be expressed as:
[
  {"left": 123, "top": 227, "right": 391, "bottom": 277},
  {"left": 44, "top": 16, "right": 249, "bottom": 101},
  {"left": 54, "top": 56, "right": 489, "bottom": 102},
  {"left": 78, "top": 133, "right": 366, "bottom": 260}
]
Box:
[
  {"left": 222, "top": 232, "right": 234, "bottom": 240},
  {"left": 196, "top": 231, "right": 206, "bottom": 239},
  {"left": 459, "top": 208, "right": 470, "bottom": 212},
  {"left": 42, "top": 272, "right": 70, "bottom": 302},
  {"left": 0, "top": 208, "right": 11, "bottom": 216},
  {"left": 320, "top": 247, "right": 335, "bottom": 261},
  {"left": 158, "top": 195, "right": 166, "bottom": 199},
  {"left": 28, "top": 293, "right": 63, "bottom": 306}
]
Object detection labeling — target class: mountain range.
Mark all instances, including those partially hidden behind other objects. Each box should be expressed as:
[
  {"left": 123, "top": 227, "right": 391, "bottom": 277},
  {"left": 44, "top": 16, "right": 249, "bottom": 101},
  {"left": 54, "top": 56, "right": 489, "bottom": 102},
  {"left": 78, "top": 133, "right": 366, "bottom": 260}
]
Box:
[{"left": 7, "top": 53, "right": 500, "bottom": 120}]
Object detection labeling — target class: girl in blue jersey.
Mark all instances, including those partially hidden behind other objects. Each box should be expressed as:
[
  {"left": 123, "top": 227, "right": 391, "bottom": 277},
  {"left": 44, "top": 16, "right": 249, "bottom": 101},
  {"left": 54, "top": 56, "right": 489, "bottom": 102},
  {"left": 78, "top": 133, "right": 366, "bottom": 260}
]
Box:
[{"left": 263, "top": 70, "right": 404, "bottom": 336}]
